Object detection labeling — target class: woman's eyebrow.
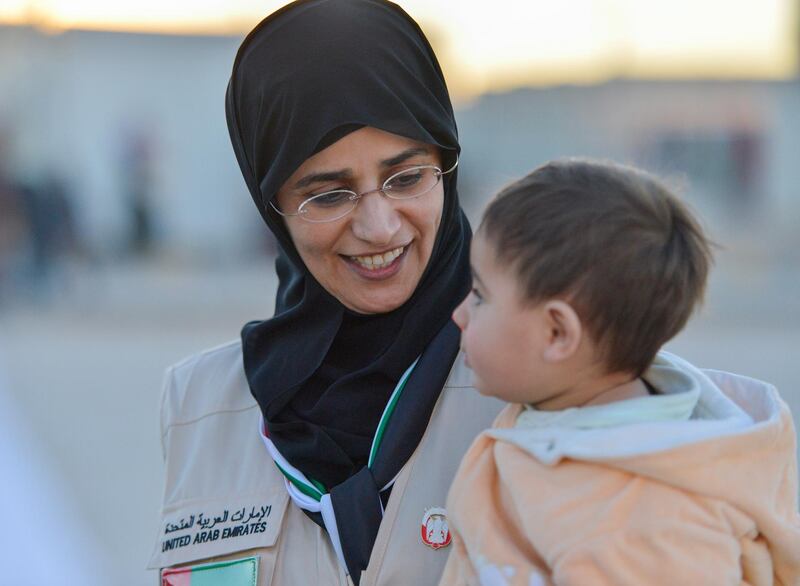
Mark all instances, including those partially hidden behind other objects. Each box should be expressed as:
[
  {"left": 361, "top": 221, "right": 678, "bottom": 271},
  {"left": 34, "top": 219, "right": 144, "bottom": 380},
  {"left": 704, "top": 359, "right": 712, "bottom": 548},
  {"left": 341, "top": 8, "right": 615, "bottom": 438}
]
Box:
[
  {"left": 381, "top": 147, "right": 430, "bottom": 167},
  {"left": 292, "top": 146, "right": 429, "bottom": 189},
  {"left": 294, "top": 169, "right": 353, "bottom": 190}
]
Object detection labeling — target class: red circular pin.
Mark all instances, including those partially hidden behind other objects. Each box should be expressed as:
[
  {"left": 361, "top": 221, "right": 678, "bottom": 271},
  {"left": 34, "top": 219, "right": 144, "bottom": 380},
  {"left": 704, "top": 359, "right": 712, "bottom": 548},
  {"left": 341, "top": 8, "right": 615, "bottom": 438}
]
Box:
[{"left": 421, "top": 507, "right": 451, "bottom": 550}]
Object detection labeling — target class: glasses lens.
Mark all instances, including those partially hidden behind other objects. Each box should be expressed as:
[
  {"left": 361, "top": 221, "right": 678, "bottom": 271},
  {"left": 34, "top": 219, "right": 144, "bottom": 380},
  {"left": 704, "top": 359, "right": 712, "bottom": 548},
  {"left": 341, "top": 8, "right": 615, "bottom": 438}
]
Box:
[
  {"left": 298, "top": 190, "right": 357, "bottom": 222},
  {"left": 383, "top": 167, "right": 440, "bottom": 200}
]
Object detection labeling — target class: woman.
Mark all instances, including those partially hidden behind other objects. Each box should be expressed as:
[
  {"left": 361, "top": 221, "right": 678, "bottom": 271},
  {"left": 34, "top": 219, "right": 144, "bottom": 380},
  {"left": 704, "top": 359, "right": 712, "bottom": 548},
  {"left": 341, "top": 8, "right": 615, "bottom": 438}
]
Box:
[{"left": 148, "top": 1, "right": 502, "bottom": 584}]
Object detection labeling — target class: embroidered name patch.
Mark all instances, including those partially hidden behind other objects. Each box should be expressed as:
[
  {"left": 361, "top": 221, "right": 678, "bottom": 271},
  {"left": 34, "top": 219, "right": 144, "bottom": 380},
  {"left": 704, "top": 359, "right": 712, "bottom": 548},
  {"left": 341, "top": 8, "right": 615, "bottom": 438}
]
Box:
[
  {"left": 161, "top": 504, "right": 272, "bottom": 551},
  {"left": 148, "top": 492, "right": 288, "bottom": 570}
]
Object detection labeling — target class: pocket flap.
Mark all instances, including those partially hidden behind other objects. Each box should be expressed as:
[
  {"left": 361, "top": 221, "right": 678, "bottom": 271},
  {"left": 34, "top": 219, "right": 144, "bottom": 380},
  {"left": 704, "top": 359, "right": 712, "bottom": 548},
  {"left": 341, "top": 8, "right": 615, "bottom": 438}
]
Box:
[{"left": 148, "top": 491, "right": 289, "bottom": 570}]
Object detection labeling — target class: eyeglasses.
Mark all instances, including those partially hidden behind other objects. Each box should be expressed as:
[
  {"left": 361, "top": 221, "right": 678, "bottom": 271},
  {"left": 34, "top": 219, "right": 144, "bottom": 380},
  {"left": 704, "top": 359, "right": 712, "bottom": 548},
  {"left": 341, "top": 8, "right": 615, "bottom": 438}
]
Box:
[{"left": 269, "top": 157, "right": 458, "bottom": 223}]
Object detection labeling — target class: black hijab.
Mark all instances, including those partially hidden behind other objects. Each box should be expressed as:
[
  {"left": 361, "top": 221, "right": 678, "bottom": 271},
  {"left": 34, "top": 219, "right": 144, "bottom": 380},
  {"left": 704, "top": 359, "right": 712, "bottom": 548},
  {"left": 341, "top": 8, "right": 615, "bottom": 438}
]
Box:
[{"left": 225, "top": 0, "right": 470, "bottom": 579}]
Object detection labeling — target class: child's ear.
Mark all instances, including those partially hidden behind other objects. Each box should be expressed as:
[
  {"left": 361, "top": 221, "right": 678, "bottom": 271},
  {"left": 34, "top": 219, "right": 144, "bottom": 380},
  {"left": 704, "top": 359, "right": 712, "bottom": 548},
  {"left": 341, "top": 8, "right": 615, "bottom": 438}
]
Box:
[{"left": 541, "top": 300, "right": 582, "bottom": 363}]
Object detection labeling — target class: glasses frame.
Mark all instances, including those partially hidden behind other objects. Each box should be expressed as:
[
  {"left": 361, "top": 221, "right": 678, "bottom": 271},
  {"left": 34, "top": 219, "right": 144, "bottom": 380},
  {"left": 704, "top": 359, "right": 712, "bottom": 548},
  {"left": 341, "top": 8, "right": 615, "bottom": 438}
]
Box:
[{"left": 269, "top": 155, "right": 459, "bottom": 223}]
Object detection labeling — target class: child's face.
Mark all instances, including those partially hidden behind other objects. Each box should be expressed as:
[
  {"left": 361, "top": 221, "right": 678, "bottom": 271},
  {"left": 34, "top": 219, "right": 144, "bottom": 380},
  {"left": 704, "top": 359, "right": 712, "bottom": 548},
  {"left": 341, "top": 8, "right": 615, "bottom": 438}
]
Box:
[{"left": 452, "top": 232, "right": 553, "bottom": 404}]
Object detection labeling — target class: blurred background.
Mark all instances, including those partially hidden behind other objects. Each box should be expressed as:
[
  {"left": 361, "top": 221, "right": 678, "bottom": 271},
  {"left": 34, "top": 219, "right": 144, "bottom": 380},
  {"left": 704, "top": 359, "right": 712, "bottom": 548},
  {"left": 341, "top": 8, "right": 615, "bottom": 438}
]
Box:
[{"left": 0, "top": 0, "right": 798, "bottom": 583}]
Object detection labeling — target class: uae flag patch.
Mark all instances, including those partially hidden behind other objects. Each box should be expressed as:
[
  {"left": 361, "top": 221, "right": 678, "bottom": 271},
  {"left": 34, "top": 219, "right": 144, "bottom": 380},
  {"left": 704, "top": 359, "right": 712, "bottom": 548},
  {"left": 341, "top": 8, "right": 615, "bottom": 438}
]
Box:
[{"left": 161, "top": 556, "right": 258, "bottom": 586}]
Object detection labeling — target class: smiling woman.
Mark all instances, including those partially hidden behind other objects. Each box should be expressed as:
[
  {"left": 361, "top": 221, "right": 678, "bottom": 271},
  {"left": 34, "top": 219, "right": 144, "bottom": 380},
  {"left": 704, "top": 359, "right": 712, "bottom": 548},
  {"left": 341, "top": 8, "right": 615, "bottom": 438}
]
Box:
[{"left": 149, "top": 1, "right": 503, "bottom": 585}]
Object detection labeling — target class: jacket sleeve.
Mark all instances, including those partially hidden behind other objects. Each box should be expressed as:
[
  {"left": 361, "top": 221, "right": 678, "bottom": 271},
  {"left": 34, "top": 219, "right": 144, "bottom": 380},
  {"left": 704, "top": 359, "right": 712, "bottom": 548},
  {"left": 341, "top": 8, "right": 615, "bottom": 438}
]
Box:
[{"left": 551, "top": 521, "right": 743, "bottom": 586}]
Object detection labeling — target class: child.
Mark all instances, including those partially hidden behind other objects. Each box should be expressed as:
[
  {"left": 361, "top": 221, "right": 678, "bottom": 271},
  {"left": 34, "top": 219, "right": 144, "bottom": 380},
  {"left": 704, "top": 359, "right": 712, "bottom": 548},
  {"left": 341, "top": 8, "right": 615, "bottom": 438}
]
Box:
[{"left": 441, "top": 159, "right": 800, "bottom": 586}]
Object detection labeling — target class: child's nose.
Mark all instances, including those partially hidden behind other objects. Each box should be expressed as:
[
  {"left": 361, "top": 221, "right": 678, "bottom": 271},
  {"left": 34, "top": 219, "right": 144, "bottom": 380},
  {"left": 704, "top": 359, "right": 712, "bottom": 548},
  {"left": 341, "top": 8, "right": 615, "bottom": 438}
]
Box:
[{"left": 452, "top": 298, "right": 468, "bottom": 330}]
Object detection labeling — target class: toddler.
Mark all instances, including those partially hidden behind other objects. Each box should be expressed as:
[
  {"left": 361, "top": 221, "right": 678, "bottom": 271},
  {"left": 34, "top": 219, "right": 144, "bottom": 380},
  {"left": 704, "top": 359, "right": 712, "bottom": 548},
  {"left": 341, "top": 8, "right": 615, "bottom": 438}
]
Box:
[{"left": 441, "top": 159, "right": 800, "bottom": 586}]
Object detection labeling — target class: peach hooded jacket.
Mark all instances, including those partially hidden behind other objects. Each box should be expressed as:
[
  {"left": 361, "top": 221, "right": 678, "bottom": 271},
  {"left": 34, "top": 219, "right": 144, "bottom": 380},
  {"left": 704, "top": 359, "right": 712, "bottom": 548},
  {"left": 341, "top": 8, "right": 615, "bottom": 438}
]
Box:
[{"left": 440, "top": 352, "right": 800, "bottom": 586}]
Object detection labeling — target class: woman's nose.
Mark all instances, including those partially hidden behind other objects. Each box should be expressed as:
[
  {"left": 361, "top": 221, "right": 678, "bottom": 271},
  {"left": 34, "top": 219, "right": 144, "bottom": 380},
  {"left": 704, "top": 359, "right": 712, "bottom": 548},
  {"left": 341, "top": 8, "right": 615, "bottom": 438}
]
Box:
[{"left": 350, "top": 191, "right": 402, "bottom": 245}]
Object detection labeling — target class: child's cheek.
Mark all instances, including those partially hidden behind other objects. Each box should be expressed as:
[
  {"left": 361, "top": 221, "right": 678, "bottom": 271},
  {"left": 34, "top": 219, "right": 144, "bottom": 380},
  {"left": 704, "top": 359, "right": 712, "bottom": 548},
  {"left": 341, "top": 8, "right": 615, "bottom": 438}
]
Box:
[
  {"left": 466, "top": 334, "right": 487, "bottom": 380},
  {"left": 461, "top": 327, "right": 481, "bottom": 372}
]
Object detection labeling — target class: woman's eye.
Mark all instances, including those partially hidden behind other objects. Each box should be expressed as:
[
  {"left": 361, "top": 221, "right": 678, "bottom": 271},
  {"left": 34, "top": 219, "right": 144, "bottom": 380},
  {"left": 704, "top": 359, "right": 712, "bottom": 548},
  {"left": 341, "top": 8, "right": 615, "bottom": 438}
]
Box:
[
  {"left": 386, "top": 170, "right": 424, "bottom": 191},
  {"left": 307, "top": 190, "right": 351, "bottom": 208},
  {"left": 470, "top": 287, "right": 483, "bottom": 306}
]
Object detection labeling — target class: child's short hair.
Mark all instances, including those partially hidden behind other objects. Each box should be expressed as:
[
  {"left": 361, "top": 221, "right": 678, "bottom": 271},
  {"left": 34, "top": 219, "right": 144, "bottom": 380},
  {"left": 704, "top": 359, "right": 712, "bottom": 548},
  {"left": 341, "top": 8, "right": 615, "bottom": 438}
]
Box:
[{"left": 480, "top": 159, "right": 712, "bottom": 377}]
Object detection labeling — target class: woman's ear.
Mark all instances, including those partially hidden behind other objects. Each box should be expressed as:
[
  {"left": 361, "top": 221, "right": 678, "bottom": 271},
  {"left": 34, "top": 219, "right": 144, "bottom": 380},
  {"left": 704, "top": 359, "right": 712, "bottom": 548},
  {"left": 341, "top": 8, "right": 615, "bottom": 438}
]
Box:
[{"left": 541, "top": 300, "right": 582, "bottom": 363}]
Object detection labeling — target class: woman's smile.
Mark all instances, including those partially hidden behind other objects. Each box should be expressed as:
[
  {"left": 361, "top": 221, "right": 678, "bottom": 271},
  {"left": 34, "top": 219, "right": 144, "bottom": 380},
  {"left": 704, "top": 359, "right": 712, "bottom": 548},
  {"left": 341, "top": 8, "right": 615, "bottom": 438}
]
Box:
[{"left": 342, "top": 242, "right": 410, "bottom": 280}]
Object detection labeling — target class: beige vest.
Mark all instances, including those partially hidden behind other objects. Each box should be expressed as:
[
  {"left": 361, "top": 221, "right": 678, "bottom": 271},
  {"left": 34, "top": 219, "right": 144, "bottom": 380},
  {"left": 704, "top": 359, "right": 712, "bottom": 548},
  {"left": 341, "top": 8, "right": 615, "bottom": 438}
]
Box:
[{"left": 148, "top": 339, "right": 503, "bottom": 585}]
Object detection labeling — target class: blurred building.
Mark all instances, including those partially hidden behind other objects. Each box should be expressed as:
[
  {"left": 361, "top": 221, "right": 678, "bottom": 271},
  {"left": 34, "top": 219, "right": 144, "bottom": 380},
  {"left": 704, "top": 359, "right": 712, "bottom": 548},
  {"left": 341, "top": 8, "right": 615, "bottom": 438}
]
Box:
[
  {"left": 456, "top": 80, "right": 800, "bottom": 255},
  {"left": 0, "top": 25, "right": 258, "bottom": 262},
  {"left": 1, "top": 24, "right": 799, "bottom": 261}
]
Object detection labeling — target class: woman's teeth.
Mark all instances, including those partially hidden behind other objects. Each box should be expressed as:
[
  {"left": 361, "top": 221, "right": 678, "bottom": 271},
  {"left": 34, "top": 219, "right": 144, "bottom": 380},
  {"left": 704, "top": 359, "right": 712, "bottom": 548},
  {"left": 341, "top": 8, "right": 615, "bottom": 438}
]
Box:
[{"left": 351, "top": 246, "right": 405, "bottom": 270}]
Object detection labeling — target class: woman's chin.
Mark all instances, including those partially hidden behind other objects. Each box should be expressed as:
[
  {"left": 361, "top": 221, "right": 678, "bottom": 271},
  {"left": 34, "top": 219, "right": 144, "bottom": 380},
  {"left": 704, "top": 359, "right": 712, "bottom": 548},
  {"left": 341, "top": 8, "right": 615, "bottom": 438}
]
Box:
[{"left": 341, "top": 289, "right": 412, "bottom": 315}]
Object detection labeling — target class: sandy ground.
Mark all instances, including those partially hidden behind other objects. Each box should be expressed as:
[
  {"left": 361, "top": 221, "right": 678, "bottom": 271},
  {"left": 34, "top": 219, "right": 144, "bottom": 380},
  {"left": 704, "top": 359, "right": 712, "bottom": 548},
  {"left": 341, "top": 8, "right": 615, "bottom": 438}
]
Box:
[{"left": 0, "top": 254, "right": 798, "bottom": 585}]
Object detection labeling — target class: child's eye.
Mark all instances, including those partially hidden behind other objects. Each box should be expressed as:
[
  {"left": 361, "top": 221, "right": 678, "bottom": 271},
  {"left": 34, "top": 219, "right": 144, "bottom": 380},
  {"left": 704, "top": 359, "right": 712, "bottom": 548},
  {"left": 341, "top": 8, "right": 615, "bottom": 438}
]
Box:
[{"left": 470, "top": 287, "right": 483, "bottom": 306}]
